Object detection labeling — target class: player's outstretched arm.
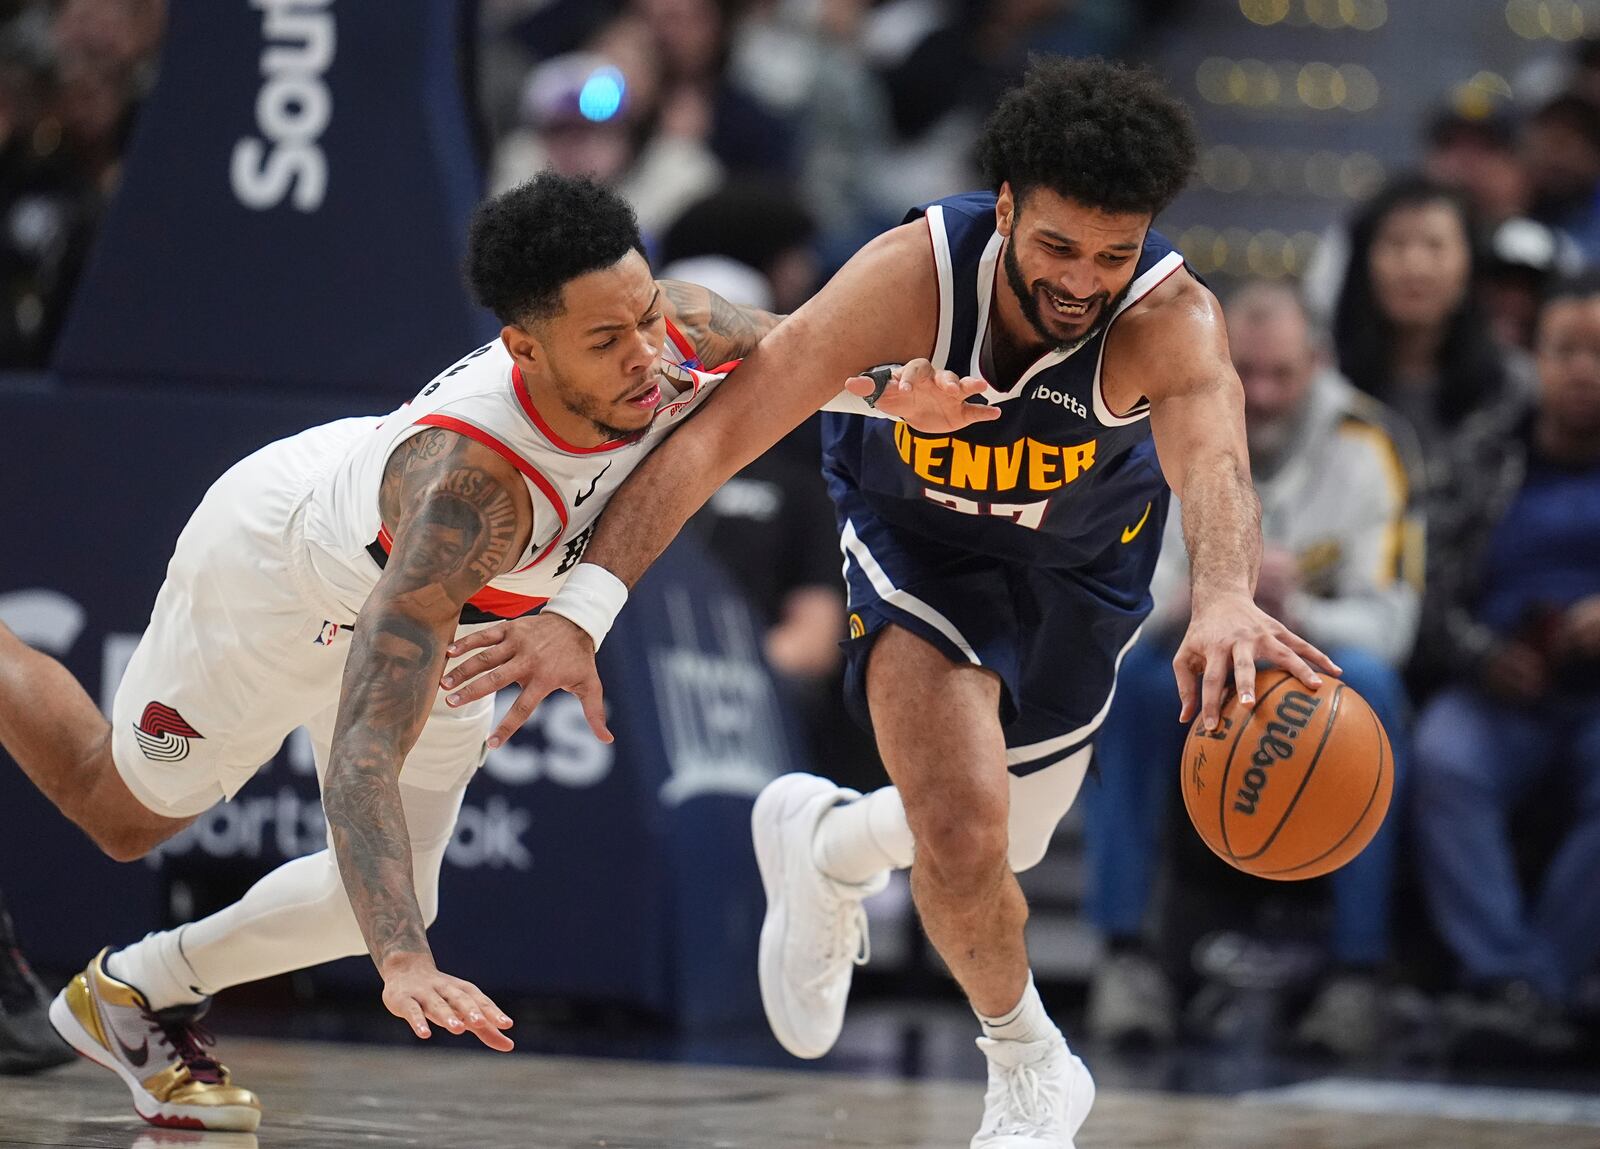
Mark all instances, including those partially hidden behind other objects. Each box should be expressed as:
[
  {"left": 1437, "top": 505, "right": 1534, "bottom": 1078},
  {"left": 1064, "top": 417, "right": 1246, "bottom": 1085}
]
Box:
[
  {"left": 1123, "top": 271, "right": 1341, "bottom": 730},
  {"left": 323, "top": 427, "right": 532, "bottom": 1052},
  {"left": 441, "top": 221, "right": 998, "bottom": 739}
]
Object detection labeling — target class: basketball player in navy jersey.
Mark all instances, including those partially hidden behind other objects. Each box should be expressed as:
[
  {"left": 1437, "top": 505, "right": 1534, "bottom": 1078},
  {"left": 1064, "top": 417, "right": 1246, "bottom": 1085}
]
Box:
[{"left": 444, "top": 59, "right": 1339, "bottom": 1147}]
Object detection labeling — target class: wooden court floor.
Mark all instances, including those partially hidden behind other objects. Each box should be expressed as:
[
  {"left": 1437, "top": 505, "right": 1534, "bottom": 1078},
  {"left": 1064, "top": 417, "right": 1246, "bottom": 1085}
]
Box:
[{"left": 1, "top": 1038, "right": 1593, "bottom": 1149}]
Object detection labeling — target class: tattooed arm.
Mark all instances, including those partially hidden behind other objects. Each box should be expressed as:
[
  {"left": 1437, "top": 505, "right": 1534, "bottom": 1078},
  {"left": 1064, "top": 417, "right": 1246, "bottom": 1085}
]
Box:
[
  {"left": 322, "top": 426, "right": 531, "bottom": 1051},
  {"left": 658, "top": 278, "right": 783, "bottom": 366}
]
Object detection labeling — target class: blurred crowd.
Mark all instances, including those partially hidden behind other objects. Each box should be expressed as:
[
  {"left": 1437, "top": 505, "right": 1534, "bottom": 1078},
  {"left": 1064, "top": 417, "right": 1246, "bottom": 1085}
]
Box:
[
  {"left": 1086, "top": 70, "right": 1600, "bottom": 1064},
  {"left": 0, "top": 0, "right": 161, "bottom": 367},
  {"left": 0, "top": 0, "right": 1598, "bottom": 1074}
]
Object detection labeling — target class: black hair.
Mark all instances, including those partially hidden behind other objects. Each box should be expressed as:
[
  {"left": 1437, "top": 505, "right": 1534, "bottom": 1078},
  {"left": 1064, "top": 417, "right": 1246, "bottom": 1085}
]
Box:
[
  {"left": 659, "top": 183, "right": 815, "bottom": 272},
  {"left": 1531, "top": 92, "right": 1600, "bottom": 153},
  {"left": 466, "top": 172, "right": 643, "bottom": 325},
  {"left": 976, "top": 56, "right": 1198, "bottom": 217},
  {"left": 1540, "top": 269, "right": 1600, "bottom": 311},
  {"left": 1333, "top": 174, "right": 1508, "bottom": 428}
]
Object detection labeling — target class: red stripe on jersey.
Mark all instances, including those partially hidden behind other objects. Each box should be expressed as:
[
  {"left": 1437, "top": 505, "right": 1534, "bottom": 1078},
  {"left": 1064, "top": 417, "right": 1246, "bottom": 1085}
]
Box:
[
  {"left": 511, "top": 366, "right": 640, "bottom": 455},
  {"left": 664, "top": 316, "right": 699, "bottom": 365},
  {"left": 413, "top": 414, "right": 568, "bottom": 570},
  {"left": 457, "top": 585, "right": 550, "bottom": 619}
]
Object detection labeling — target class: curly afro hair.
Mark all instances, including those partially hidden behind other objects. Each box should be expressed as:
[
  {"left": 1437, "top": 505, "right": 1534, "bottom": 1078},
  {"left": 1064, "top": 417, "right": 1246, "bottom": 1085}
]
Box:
[
  {"left": 466, "top": 172, "right": 643, "bottom": 325},
  {"left": 977, "top": 56, "right": 1198, "bottom": 218}
]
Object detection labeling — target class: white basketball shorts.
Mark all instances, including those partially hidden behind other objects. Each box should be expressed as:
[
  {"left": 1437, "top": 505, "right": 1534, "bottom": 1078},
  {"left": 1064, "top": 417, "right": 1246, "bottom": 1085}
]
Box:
[{"left": 110, "top": 420, "right": 494, "bottom": 818}]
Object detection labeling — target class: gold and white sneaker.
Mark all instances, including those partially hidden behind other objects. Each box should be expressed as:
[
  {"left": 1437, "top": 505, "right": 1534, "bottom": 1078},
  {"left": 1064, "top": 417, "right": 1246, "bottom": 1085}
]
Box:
[{"left": 48, "top": 948, "right": 260, "bottom": 1131}]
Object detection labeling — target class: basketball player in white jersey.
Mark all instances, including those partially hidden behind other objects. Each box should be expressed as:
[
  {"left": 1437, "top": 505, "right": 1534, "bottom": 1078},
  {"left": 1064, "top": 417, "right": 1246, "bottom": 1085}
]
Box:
[{"left": 0, "top": 171, "right": 995, "bottom": 1131}]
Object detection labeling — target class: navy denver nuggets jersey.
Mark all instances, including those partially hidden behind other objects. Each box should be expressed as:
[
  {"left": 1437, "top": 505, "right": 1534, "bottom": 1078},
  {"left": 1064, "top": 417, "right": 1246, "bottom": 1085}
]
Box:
[{"left": 821, "top": 191, "right": 1186, "bottom": 586}]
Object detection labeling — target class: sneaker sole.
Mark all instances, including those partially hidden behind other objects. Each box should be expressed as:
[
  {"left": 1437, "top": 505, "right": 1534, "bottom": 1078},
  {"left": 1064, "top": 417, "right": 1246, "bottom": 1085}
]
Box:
[
  {"left": 754, "top": 774, "right": 837, "bottom": 1060},
  {"left": 48, "top": 990, "right": 261, "bottom": 1132}
]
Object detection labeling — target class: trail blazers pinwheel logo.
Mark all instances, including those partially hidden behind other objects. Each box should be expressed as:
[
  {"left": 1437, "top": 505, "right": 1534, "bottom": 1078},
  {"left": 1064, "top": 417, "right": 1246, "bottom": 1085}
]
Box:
[{"left": 133, "top": 702, "right": 204, "bottom": 762}]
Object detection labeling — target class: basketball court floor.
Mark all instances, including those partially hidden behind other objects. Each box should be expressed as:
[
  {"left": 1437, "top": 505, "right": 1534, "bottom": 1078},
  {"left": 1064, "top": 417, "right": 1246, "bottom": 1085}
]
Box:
[{"left": 4, "top": 1036, "right": 1597, "bottom": 1149}]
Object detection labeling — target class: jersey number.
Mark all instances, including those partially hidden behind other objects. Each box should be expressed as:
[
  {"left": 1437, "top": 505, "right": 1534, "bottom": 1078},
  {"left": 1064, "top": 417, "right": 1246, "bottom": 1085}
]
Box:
[
  {"left": 419, "top": 342, "right": 494, "bottom": 398},
  {"left": 923, "top": 489, "right": 1048, "bottom": 530}
]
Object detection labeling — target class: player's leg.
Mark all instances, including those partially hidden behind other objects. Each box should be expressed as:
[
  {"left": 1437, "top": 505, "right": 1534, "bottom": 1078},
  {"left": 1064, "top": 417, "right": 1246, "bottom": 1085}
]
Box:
[
  {"left": 61, "top": 696, "right": 482, "bottom": 1133},
  {"left": 867, "top": 625, "right": 1094, "bottom": 1147},
  {"left": 0, "top": 621, "right": 194, "bottom": 861},
  {"left": 46, "top": 428, "right": 369, "bottom": 1131},
  {"left": 866, "top": 625, "right": 1024, "bottom": 1010}
]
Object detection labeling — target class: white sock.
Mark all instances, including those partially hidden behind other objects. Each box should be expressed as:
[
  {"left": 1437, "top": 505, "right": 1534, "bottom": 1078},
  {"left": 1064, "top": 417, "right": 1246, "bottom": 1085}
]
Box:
[
  {"left": 977, "top": 973, "right": 1059, "bottom": 1045},
  {"left": 106, "top": 927, "right": 208, "bottom": 1010},
  {"left": 811, "top": 786, "right": 915, "bottom": 885}
]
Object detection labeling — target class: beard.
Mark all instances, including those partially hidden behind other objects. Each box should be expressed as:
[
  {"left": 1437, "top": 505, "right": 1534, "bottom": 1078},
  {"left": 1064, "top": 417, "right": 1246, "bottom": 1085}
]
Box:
[
  {"left": 1003, "top": 239, "right": 1124, "bottom": 351},
  {"left": 550, "top": 372, "right": 653, "bottom": 442}
]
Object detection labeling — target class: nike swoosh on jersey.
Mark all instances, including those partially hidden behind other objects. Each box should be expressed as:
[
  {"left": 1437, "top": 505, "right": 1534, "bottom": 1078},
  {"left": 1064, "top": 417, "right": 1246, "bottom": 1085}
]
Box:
[
  {"left": 1121, "top": 501, "right": 1152, "bottom": 544},
  {"left": 573, "top": 462, "right": 612, "bottom": 507}
]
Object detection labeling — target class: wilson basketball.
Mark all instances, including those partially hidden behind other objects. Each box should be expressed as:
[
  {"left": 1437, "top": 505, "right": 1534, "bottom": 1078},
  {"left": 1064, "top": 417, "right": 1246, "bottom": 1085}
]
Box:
[{"left": 1180, "top": 669, "right": 1392, "bottom": 881}]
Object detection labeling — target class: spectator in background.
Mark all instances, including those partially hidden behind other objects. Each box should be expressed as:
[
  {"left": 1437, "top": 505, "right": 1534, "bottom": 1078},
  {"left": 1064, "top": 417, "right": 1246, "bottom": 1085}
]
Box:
[
  {"left": 0, "top": 0, "right": 160, "bottom": 366},
  {"left": 1523, "top": 94, "right": 1600, "bottom": 264},
  {"left": 654, "top": 190, "right": 879, "bottom": 786},
  {"left": 1482, "top": 217, "right": 1585, "bottom": 353},
  {"left": 658, "top": 183, "right": 819, "bottom": 315},
  {"left": 1306, "top": 99, "right": 1530, "bottom": 330},
  {"left": 728, "top": 0, "right": 899, "bottom": 261},
  {"left": 1334, "top": 176, "right": 1521, "bottom": 493},
  {"left": 1083, "top": 283, "right": 1422, "bottom": 1058},
  {"left": 631, "top": 0, "right": 795, "bottom": 179},
  {"left": 0, "top": 883, "right": 72, "bottom": 1075},
  {"left": 1409, "top": 276, "right": 1600, "bottom": 1057},
  {"left": 1424, "top": 102, "right": 1528, "bottom": 230},
  {"left": 491, "top": 42, "right": 723, "bottom": 241}
]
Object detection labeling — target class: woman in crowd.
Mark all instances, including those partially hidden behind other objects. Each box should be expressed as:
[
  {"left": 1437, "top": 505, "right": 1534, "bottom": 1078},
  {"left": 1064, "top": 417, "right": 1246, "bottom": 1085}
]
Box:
[{"left": 1334, "top": 176, "right": 1524, "bottom": 493}]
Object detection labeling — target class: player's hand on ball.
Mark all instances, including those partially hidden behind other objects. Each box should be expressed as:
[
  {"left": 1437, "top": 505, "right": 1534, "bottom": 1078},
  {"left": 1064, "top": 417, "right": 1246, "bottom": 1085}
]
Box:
[
  {"left": 380, "top": 954, "right": 515, "bottom": 1052},
  {"left": 845, "top": 358, "right": 1002, "bottom": 432},
  {"left": 442, "top": 615, "right": 613, "bottom": 746},
  {"left": 1173, "top": 591, "right": 1341, "bottom": 732}
]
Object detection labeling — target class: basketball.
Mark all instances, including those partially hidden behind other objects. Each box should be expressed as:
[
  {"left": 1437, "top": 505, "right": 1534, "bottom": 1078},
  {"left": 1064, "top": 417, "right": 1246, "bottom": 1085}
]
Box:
[{"left": 1180, "top": 669, "right": 1392, "bottom": 881}]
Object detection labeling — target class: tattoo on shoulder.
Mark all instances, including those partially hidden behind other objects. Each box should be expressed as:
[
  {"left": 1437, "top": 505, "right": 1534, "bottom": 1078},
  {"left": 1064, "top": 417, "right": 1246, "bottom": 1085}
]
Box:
[
  {"left": 379, "top": 430, "right": 525, "bottom": 593},
  {"left": 661, "top": 278, "right": 780, "bottom": 364}
]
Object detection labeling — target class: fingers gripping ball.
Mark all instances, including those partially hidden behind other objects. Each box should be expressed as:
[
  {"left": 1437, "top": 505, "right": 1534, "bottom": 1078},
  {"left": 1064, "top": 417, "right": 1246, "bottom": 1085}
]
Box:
[{"left": 1180, "top": 669, "right": 1392, "bottom": 880}]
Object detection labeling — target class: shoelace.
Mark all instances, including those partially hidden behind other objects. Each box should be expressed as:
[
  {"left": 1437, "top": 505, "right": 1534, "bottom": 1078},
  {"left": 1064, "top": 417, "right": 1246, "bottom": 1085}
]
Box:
[
  {"left": 802, "top": 896, "right": 870, "bottom": 992},
  {"left": 144, "top": 1009, "right": 225, "bottom": 1085},
  {"left": 992, "top": 1059, "right": 1062, "bottom": 1131}
]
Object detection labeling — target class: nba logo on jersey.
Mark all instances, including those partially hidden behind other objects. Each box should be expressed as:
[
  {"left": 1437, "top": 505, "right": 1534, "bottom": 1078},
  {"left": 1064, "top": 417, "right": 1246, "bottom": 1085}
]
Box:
[{"left": 314, "top": 620, "right": 341, "bottom": 646}]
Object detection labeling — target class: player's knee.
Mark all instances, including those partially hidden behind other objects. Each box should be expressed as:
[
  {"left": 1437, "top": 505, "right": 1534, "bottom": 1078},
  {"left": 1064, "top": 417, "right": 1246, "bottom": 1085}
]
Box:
[{"left": 912, "top": 811, "right": 1009, "bottom": 891}]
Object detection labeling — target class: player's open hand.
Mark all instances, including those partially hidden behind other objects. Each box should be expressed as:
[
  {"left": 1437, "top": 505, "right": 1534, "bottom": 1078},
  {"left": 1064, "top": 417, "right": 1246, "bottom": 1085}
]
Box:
[
  {"left": 442, "top": 615, "right": 613, "bottom": 746},
  {"left": 845, "top": 359, "right": 1002, "bottom": 433},
  {"left": 1173, "top": 592, "right": 1341, "bottom": 731},
  {"left": 380, "top": 954, "right": 515, "bottom": 1052}
]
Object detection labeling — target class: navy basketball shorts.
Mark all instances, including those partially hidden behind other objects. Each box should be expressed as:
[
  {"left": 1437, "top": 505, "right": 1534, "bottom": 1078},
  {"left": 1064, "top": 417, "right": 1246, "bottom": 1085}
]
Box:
[{"left": 833, "top": 490, "right": 1158, "bottom": 778}]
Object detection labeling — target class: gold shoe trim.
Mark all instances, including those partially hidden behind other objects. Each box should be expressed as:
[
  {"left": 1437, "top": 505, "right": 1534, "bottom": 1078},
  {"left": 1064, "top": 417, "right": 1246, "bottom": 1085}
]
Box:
[
  {"left": 141, "top": 1062, "right": 260, "bottom": 1110},
  {"left": 63, "top": 972, "right": 108, "bottom": 1050}
]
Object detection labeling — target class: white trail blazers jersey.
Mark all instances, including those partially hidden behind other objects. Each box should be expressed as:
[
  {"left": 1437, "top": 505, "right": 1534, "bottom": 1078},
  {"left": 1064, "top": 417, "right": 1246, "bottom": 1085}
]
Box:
[{"left": 301, "top": 321, "right": 726, "bottom": 625}]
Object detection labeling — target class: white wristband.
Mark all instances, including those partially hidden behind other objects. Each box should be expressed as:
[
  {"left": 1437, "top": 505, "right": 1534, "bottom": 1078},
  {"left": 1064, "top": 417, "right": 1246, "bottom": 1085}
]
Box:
[{"left": 543, "top": 563, "right": 629, "bottom": 650}]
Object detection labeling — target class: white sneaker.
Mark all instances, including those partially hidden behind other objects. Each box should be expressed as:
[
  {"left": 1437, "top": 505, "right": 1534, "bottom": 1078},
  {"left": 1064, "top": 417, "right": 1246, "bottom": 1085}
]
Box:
[
  {"left": 753, "top": 773, "right": 888, "bottom": 1059},
  {"left": 971, "top": 1034, "right": 1095, "bottom": 1148}
]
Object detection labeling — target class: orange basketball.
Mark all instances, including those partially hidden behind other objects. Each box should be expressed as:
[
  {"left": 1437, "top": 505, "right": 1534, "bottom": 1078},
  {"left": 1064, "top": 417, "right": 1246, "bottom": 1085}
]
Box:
[{"left": 1179, "top": 668, "right": 1392, "bottom": 881}]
